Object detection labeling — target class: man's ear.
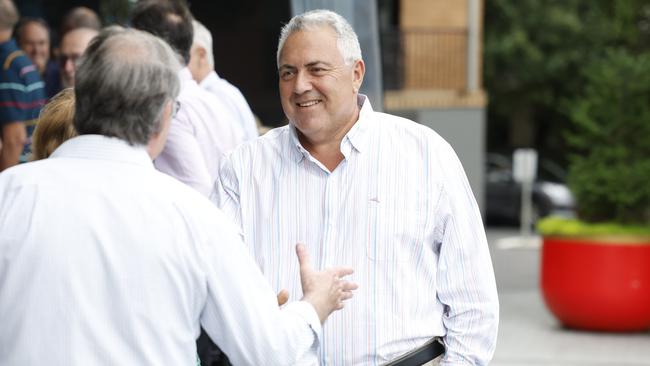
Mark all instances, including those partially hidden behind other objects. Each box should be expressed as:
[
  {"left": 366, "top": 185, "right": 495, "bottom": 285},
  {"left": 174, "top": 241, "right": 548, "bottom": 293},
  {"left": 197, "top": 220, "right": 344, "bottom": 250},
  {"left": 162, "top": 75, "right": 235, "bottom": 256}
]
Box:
[
  {"left": 197, "top": 47, "right": 208, "bottom": 65},
  {"left": 352, "top": 59, "right": 365, "bottom": 92}
]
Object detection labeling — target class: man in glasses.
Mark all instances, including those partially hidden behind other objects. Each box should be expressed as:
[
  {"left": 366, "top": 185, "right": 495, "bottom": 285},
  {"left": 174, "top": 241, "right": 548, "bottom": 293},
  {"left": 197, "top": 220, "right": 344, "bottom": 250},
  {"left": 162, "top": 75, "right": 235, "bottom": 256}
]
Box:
[{"left": 58, "top": 27, "right": 98, "bottom": 88}]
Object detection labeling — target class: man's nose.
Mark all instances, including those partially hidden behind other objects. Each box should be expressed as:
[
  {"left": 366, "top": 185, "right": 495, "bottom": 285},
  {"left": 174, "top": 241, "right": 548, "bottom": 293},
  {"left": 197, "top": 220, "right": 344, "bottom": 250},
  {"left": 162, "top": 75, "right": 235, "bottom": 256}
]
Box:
[
  {"left": 64, "top": 58, "right": 75, "bottom": 73},
  {"left": 293, "top": 71, "right": 312, "bottom": 94}
]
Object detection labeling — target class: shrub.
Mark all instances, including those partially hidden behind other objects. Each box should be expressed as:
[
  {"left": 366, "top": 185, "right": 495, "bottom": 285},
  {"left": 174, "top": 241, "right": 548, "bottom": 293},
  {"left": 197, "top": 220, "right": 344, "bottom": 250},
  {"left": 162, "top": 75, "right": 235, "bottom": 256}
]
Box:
[{"left": 565, "top": 48, "right": 650, "bottom": 225}]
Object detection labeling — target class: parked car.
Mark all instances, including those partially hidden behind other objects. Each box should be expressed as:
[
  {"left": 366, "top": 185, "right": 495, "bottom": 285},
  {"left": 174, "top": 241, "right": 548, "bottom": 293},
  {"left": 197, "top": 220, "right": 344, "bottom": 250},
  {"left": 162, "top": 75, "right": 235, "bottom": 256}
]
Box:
[{"left": 485, "top": 153, "right": 575, "bottom": 225}]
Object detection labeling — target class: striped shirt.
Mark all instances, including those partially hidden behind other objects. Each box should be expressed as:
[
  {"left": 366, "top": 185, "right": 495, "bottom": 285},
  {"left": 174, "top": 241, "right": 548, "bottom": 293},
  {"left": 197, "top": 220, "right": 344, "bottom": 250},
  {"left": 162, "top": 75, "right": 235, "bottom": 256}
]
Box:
[
  {"left": 0, "top": 39, "right": 47, "bottom": 161},
  {"left": 213, "top": 96, "right": 499, "bottom": 365}
]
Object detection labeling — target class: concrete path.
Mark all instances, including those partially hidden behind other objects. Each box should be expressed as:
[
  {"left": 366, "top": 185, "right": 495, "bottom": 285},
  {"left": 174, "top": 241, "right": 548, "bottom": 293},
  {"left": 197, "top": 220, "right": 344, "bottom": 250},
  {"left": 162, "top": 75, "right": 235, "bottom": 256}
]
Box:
[{"left": 486, "top": 228, "right": 650, "bottom": 366}]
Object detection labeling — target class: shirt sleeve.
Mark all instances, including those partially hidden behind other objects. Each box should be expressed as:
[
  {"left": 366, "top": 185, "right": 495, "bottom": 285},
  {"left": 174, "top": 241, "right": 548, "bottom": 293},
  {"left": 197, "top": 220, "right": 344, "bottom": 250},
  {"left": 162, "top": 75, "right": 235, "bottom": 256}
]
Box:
[
  {"left": 211, "top": 153, "right": 243, "bottom": 230},
  {"left": 433, "top": 142, "right": 499, "bottom": 366},
  {"left": 154, "top": 114, "right": 212, "bottom": 197},
  {"left": 197, "top": 210, "right": 321, "bottom": 365}
]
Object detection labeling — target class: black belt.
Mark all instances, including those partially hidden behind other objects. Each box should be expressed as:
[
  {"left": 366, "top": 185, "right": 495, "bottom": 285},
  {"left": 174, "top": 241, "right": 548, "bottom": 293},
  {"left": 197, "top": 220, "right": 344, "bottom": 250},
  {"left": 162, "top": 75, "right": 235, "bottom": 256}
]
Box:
[{"left": 383, "top": 338, "right": 445, "bottom": 366}]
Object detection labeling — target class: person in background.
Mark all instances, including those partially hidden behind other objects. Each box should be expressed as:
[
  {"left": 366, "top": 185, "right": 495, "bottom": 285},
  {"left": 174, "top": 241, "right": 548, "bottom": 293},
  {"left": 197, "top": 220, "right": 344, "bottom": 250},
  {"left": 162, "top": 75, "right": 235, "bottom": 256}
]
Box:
[
  {"left": 131, "top": 0, "right": 244, "bottom": 197},
  {"left": 59, "top": 6, "right": 101, "bottom": 37},
  {"left": 188, "top": 19, "right": 258, "bottom": 141},
  {"left": 14, "top": 17, "right": 61, "bottom": 97},
  {"left": 214, "top": 9, "right": 499, "bottom": 365},
  {"left": 0, "top": 0, "right": 46, "bottom": 170},
  {"left": 58, "top": 27, "right": 98, "bottom": 88},
  {"left": 0, "top": 25, "right": 357, "bottom": 366},
  {"left": 31, "top": 87, "right": 76, "bottom": 160}
]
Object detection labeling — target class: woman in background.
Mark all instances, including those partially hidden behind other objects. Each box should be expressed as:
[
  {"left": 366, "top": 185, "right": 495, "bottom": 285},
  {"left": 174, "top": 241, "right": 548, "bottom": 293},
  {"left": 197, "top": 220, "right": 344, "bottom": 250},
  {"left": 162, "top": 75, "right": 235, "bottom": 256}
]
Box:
[{"left": 31, "top": 88, "right": 76, "bottom": 160}]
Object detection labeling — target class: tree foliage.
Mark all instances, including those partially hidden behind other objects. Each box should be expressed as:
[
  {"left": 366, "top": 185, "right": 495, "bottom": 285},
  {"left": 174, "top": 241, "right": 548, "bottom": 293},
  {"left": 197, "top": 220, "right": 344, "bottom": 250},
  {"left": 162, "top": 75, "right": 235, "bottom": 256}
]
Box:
[
  {"left": 484, "top": 0, "right": 650, "bottom": 155},
  {"left": 485, "top": 0, "right": 650, "bottom": 225}
]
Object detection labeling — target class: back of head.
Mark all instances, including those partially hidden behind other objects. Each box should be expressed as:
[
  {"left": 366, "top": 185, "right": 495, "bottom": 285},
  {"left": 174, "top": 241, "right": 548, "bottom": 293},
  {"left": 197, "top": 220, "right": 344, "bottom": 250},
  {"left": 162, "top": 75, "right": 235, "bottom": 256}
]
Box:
[
  {"left": 277, "top": 9, "right": 362, "bottom": 67},
  {"left": 32, "top": 88, "right": 76, "bottom": 160},
  {"left": 131, "top": 0, "right": 193, "bottom": 65},
  {"left": 74, "top": 26, "right": 181, "bottom": 146},
  {"left": 192, "top": 19, "right": 213, "bottom": 67},
  {"left": 0, "top": 0, "right": 19, "bottom": 32},
  {"left": 60, "top": 6, "right": 101, "bottom": 36}
]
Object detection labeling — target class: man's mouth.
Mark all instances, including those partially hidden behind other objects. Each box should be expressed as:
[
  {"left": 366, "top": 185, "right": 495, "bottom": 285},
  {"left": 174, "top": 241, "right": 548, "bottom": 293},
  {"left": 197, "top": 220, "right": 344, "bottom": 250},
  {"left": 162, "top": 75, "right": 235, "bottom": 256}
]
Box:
[{"left": 296, "top": 100, "right": 322, "bottom": 108}]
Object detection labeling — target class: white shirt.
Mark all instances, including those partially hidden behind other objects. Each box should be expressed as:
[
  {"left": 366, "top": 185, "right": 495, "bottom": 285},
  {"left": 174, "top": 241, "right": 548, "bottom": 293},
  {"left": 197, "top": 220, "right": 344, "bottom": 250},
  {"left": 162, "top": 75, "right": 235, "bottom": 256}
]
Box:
[
  {"left": 155, "top": 68, "right": 244, "bottom": 196},
  {"left": 214, "top": 96, "right": 499, "bottom": 366},
  {"left": 200, "top": 71, "right": 259, "bottom": 141},
  {"left": 0, "top": 135, "right": 321, "bottom": 366}
]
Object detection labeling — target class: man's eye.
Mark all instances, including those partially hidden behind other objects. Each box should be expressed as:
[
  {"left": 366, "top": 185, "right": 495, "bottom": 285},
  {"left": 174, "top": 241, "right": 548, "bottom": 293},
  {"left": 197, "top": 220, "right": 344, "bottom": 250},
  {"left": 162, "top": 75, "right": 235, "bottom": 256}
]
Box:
[{"left": 280, "top": 70, "right": 295, "bottom": 80}]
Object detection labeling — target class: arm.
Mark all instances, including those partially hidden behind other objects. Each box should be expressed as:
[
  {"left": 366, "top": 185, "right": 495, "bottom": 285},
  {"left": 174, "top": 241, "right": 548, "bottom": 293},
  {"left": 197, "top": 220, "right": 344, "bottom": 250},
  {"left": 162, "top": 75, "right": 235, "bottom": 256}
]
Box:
[
  {"left": 0, "top": 122, "right": 26, "bottom": 170},
  {"left": 210, "top": 154, "right": 243, "bottom": 230},
  {"left": 198, "top": 214, "right": 356, "bottom": 366},
  {"left": 434, "top": 142, "right": 499, "bottom": 366},
  {"left": 0, "top": 56, "right": 45, "bottom": 170},
  {"left": 154, "top": 115, "right": 212, "bottom": 196}
]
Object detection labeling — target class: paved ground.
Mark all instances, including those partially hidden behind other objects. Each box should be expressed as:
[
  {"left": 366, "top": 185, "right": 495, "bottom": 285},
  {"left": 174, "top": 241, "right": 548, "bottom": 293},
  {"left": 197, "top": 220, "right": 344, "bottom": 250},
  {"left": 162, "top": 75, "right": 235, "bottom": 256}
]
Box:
[{"left": 486, "top": 228, "right": 650, "bottom": 366}]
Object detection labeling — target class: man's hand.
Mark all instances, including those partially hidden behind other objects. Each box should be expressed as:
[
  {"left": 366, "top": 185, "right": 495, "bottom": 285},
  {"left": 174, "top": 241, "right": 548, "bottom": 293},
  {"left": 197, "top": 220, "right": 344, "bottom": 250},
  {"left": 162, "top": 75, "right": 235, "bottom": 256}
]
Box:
[
  {"left": 296, "top": 243, "right": 358, "bottom": 323},
  {"left": 277, "top": 289, "right": 289, "bottom": 306}
]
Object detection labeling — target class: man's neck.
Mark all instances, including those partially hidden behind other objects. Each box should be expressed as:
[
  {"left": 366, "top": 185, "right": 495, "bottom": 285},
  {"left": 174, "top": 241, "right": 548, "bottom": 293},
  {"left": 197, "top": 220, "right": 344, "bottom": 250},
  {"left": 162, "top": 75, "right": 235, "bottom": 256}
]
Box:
[
  {"left": 297, "top": 107, "right": 360, "bottom": 172},
  {"left": 299, "top": 136, "right": 345, "bottom": 172}
]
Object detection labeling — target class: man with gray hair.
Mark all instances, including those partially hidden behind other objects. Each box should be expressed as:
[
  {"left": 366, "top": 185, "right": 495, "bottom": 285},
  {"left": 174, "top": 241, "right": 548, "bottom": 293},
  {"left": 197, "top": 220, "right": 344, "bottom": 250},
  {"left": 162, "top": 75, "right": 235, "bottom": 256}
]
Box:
[
  {"left": 214, "top": 9, "right": 498, "bottom": 365},
  {"left": 0, "top": 26, "right": 357, "bottom": 365},
  {"left": 188, "top": 19, "right": 259, "bottom": 141}
]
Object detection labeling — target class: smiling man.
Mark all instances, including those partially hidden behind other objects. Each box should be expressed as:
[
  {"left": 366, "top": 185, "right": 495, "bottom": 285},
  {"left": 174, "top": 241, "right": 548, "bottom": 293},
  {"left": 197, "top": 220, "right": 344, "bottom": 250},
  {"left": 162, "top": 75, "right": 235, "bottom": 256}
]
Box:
[{"left": 214, "top": 9, "right": 499, "bottom": 366}]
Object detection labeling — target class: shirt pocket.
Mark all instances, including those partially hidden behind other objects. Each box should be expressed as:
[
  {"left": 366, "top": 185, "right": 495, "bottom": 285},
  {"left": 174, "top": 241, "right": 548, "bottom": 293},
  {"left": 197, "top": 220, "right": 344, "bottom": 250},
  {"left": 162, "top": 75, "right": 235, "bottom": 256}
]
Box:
[{"left": 365, "top": 203, "right": 427, "bottom": 262}]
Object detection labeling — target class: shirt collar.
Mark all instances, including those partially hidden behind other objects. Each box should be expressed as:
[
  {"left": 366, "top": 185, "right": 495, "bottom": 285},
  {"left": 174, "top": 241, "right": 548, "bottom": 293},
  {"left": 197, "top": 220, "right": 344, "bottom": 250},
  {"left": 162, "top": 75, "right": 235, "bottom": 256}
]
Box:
[
  {"left": 199, "top": 70, "right": 220, "bottom": 89},
  {"left": 50, "top": 135, "right": 154, "bottom": 168},
  {"left": 344, "top": 94, "right": 373, "bottom": 154},
  {"left": 288, "top": 94, "right": 374, "bottom": 163}
]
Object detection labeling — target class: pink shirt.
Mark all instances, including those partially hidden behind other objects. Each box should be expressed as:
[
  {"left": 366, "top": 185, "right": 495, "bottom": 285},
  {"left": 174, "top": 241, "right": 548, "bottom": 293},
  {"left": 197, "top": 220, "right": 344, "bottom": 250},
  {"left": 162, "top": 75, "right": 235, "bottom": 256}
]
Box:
[{"left": 155, "top": 68, "right": 244, "bottom": 196}]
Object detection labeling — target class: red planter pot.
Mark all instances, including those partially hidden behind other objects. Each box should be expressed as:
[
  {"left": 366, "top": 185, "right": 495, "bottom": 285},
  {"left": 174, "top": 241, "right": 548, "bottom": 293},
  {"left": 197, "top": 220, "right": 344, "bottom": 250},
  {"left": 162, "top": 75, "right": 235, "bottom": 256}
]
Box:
[{"left": 541, "top": 236, "right": 650, "bottom": 332}]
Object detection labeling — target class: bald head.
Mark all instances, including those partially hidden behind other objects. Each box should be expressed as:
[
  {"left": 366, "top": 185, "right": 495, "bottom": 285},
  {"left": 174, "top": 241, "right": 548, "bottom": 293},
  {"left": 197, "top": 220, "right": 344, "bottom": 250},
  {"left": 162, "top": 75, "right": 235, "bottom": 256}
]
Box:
[
  {"left": 60, "top": 6, "right": 101, "bottom": 36},
  {"left": 59, "top": 27, "right": 99, "bottom": 88},
  {"left": 0, "top": 0, "right": 19, "bottom": 33}
]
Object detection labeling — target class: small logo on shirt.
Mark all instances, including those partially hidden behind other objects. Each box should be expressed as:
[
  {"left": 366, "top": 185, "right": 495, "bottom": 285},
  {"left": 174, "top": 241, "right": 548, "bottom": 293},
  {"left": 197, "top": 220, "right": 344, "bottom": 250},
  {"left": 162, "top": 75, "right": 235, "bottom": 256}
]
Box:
[{"left": 369, "top": 197, "right": 381, "bottom": 203}]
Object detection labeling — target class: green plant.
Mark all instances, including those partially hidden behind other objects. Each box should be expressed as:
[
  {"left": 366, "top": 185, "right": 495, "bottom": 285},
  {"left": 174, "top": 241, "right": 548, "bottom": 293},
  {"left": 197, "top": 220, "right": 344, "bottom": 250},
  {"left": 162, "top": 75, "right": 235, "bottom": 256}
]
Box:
[{"left": 564, "top": 48, "right": 650, "bottom": 225}]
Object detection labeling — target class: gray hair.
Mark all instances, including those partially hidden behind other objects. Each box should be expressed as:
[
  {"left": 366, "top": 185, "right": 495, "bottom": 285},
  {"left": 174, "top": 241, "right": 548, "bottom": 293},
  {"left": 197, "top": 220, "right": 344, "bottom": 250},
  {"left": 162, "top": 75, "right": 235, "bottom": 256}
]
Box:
[
  {"left": 74, "top": 26, "right": 181, "bottom": 145},
  {"left": 277, "top": 9, "right": 362, "bottom": 67},
  {"left": 192, "top": 20, "right": 214, "bottom": 67},
  {"left": 0, "top": 0, "right": 19, "bottom": 31}
]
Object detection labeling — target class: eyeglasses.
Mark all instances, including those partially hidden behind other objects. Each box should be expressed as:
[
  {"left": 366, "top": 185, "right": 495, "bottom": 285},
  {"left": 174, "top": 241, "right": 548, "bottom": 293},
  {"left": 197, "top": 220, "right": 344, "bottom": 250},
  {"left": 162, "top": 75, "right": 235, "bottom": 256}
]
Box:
[
  {"left": 172, "top": 100, "right": 181, "bottom": 118},
  {"left": 58, "top": 53, "right": 82, "bottom": 67}
]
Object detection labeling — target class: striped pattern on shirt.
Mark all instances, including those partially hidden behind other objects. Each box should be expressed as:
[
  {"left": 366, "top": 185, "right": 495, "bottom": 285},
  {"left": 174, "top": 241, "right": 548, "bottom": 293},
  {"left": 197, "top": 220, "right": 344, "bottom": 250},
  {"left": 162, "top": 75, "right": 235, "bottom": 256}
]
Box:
[
  {"left": 0, "top": 40, "right": 47, "bottom": 162},
  {"left": 214, "top": 96, "right": 499, "bottom": 366}
]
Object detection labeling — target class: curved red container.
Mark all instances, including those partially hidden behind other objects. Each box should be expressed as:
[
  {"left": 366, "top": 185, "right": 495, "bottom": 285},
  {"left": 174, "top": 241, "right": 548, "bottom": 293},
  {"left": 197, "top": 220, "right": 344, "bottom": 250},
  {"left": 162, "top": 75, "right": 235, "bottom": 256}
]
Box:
[{"left": 541, "top": 237, "right": 650, "bottom": 332}]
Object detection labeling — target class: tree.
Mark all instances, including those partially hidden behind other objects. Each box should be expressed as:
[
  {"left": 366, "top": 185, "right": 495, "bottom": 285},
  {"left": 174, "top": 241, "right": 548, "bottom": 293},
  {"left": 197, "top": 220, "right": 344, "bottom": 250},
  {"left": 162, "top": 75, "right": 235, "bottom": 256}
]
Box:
[{"left": 484, "top": 0, "right": 650, "bottom": 161}]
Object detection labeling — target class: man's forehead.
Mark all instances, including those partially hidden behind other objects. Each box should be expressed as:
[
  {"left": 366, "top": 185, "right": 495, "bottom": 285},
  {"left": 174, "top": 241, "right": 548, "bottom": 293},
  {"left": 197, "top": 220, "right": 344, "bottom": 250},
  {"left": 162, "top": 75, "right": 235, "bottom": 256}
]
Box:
[
  {"left": 279, "top": 27, "right": 342, "bottom": 65},
  {"left": 23, "top": 23, "right": 48, "bottom": 38}
]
